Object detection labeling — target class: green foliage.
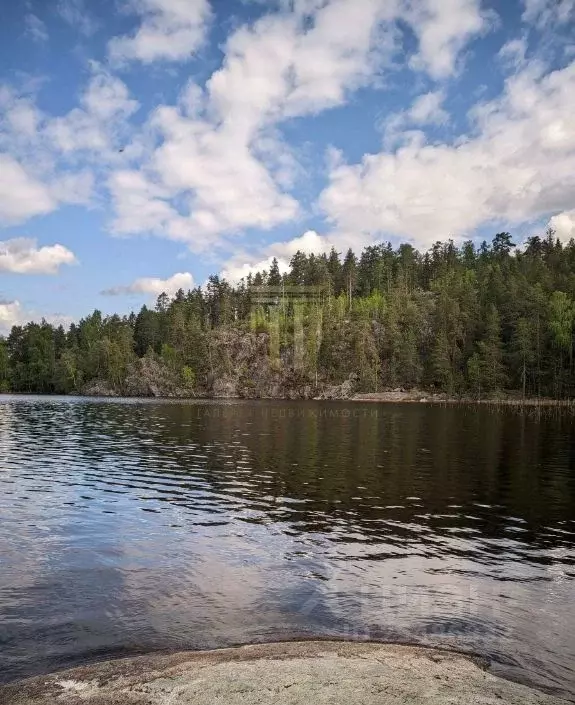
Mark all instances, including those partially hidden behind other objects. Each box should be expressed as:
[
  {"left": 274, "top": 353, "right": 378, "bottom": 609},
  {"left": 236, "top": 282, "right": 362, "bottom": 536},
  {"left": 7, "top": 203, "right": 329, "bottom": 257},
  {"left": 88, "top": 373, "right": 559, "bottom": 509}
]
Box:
[
  {"left": 476, "top": 305, "right": 507, "bottom": 394},
  {"left": 2, "top": 233, "right": 575, "bottom": 398},
  {"left": 0, "top": 338, "right": 9, "bottom": 392},
  {"left": 181, "top": 365, "right": 195, "bottom": 389},
  {"left": 466, "top": 352, "right": 482, "bottom": 398},
  {"left": 549, "top": 291, "right": 575, "bottom": 352}
]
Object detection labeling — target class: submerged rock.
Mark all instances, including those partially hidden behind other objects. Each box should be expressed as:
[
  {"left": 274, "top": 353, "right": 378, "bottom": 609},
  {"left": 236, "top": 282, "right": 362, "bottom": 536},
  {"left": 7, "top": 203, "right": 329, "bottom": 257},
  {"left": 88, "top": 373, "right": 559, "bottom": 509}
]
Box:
[{"left": 1, "top": 641, "right": 568, "bottom": 705}]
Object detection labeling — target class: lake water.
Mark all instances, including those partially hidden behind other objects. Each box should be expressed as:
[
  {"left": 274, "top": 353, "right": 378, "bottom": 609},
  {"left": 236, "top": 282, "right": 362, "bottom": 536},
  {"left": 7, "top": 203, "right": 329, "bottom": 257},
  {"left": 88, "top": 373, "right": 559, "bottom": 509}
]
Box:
[{"left": 0, "top": 397, "right": 574, "bottom": 698}]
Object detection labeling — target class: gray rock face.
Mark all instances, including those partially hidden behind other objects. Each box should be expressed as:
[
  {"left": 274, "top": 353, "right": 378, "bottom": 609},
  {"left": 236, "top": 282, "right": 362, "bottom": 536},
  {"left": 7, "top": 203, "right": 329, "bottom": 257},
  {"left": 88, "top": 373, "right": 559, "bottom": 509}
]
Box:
[
  {"left": 123, "top": 356, "right": 189, "bottom": 398},
  {"left": 212, "top": 376, "right": 238, "bottom": 398},
  {"left": 1, "top": 641, "right": 568, "bottom": 705},
  {"left": 80, "top": 380, "right": 118, "bottom": 397},
  {"left": 316, "top": 374, "right": 358, "bottom": 400}
]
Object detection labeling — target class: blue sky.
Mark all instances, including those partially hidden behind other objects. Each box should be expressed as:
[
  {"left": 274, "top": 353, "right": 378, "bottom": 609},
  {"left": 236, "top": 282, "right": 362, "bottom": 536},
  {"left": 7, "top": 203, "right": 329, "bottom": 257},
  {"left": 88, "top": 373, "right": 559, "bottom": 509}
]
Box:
[{"left": 0, "top": 0, "right": 574, "bottom": 331}]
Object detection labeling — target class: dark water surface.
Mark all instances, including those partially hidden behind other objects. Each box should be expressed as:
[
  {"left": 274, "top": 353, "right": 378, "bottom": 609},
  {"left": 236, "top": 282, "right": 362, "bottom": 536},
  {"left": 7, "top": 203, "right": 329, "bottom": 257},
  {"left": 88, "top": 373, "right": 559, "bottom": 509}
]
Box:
[{"left": 1, "top": 397, "right": 574, "bottom": 698}]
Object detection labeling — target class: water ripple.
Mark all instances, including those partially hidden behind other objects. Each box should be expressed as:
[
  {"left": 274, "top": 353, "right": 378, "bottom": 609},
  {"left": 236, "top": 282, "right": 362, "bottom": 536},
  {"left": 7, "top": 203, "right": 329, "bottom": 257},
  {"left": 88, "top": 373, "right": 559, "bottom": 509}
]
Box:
[{"left": 0, "top": 396, "right": 574, "bottom": 699}]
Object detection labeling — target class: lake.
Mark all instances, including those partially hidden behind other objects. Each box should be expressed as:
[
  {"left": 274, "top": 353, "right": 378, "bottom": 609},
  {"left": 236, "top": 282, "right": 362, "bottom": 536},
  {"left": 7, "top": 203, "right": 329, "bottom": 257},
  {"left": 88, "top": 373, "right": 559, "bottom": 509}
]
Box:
[{"left": 0, "top": 396, "right": 574, "bottom": 698}]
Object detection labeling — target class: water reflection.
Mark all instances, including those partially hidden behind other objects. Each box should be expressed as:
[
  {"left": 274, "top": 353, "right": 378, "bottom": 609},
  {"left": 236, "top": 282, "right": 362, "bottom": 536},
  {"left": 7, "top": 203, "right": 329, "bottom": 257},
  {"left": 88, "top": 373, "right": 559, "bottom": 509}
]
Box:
[{"left": 0, "top": 397, "right": 574, "bottom": 698}]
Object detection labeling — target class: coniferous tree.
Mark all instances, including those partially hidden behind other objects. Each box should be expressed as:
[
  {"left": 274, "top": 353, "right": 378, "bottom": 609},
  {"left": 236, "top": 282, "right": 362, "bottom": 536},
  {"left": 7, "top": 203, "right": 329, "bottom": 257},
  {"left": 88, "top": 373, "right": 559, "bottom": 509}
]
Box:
[
  {"left": 477, "top": 304, "right": 507, "bottom": 394},
  {"left": 2, "top": 233, "right": 575, "bottom": 398},
  {"left": 268, "top": 257, "right": 282, "bottom": 287}
]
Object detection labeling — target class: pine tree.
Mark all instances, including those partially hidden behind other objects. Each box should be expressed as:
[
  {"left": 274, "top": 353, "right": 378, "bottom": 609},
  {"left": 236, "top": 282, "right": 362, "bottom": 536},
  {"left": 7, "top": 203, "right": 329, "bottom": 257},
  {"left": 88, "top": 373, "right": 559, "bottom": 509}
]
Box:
[
  {"left": 268, "top": 257, "right": 282, "bottom": 287},
  {"left": 2, "top": 233, "right": 575, "bottom": 399},
  {"left": 0, "top": 338, "right": 10, "bottom": 392},
  {"left": 327, "top": 247, "right": 342, "bottom": 294},
  {"left": 477, "top": 304, "right": 507, "bottom": 394},
  {"left": 342, "top": 248, "right": 357, "bottom": 311}
]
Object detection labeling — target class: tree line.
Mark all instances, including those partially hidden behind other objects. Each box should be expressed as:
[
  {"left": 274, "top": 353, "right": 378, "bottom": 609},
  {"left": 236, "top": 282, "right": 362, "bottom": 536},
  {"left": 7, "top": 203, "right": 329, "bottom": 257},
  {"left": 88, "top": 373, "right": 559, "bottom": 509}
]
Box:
[{"left": 1, "top": 231, "right": 574, "bottom": 399}]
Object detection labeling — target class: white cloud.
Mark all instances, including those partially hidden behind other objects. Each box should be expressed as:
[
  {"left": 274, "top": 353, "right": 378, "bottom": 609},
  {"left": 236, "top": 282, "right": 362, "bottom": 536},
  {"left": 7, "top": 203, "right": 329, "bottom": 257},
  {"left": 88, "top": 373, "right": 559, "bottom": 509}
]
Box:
[
  {"left": 0, "top": 155, "right": 56, "bottom": 225},
  {"left": 404, "top": 0, "right": 493, "bottom": 79},
  {"left": 108, "top": 0, "right": 211, "bottom": 64},
  {"left": 0, "top": 238, "right": 77, "bottom": 274},
  {"left": 0, "top": 69, "right": 137, "bottom": 160},
  {"left": 382, "top": 89, "right": 449, "bottom": 148},
  {"left": 0, "top": 151, "right": 93, "bottom": 226},
  {"left": 0, "top": 68, "right": 136, "bottom": 228},
  {"left": 102, "top": 272, "right": 194, "bottom": 296},
  {"left": 0, "top": 301, "right": 24, "bottom": 333},
  {"left": 280, "top": 0, "right": 400, "bottom": 117},
  {"left": 107, "top": 170, "right": 179, "bottom": 238},
  {"left": 3, "top": 0, "right": 497, "bottom": 245},
  {"left": 522, "top": 0, "right": 575, "bottom": 28},
  {"left": 108, "top": 0, "right": 492, "bottom": 249},
  {"left": 220, "top": 256, "right": 289, "bottom": 285},
  {"left": 24, "top": 14, "right": 48, "bottom": 43},
  {"left": 319, "top": 59, "right": 575, "bottom": 249},
  {"left": 57, "top": 0, "right": 99, "bottom": 36},
  {"left": 50, "top": 171, "right": 94, "bottom": 206},
  {"left": 267, "top": 229, "right": 332, "bottom": 258},
  {"left": 0, "top": 87, "right": 43, "bottom": 148},
  {"left": 144, "top": 104, "right": 301, "bottom": 245},
  {"left": 206, "top": 0, "right": 401, "bottom": 129},
  {"left": 46, "top": 71, "right": 139, "bottom": 155},
  {"left": 498, "top": 37, "right": 528, "bottom": 69},
  {"left": 220, "top": 230, "right": 332, "bottom": 283},
  {"left": 548, "top": 210, "right": 575, "bottom": 243},
  {"left": 408, "top": 90, "right": 449, "bottom": 125},
  {"left": 0, "top": 300, "right": 73, "bottom": 335},
  {"left": 4, "top": 99, "right": 40, "bottom": 139}
]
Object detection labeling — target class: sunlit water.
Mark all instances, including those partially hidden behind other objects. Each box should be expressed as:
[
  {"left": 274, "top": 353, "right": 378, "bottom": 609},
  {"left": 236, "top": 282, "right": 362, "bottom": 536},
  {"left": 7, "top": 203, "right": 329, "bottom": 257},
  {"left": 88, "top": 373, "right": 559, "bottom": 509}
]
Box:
[{"left": 0, "top": 396, "right": 574, "bottom": 698}]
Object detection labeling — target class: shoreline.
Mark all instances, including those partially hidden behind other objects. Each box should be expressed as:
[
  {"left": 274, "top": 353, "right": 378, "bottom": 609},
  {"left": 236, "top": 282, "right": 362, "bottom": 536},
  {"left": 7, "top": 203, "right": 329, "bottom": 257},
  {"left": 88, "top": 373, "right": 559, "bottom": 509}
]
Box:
[
  {"left": 1, "top": 390, "right": 574, "bottom": 408},
  {"left": 0, "top": 640, "right": 569, "bottom": 704},
  {"left": 350, "top": 392, "right": 575, "bottom": 406}
]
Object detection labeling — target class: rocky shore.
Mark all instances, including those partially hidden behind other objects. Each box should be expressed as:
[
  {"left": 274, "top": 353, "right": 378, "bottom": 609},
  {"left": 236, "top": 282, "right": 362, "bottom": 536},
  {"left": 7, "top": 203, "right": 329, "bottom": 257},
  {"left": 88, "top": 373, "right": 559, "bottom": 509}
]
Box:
[{"left": 1, "top": 641, "right": 569, "bottom": 705}]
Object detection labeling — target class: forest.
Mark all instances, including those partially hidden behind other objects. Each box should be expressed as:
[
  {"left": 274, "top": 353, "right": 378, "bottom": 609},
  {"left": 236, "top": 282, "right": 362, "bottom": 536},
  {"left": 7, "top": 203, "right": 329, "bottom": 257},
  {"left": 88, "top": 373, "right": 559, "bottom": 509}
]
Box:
[{"left": 1, "top": 231, "right": 575, "bottom": 399}]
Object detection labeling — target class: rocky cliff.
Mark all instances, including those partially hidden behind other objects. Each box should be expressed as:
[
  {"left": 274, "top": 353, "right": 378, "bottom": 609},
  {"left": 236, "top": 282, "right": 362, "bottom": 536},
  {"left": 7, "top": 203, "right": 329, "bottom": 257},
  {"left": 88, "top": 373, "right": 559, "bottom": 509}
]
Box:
[{"left": 81, "top": 330, "right": 358, "bottom": 400}]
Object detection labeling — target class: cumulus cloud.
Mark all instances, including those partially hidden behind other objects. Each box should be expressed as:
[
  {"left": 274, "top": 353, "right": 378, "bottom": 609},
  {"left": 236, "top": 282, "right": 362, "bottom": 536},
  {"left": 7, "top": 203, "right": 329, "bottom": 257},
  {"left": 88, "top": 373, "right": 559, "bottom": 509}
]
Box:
[
  {"left": 45, "top": 71, "right": 139, "bottom": 155},
  {"left": 220, "top": 256, "right": 289, "bottom": 285},
  {"left": 107, "top": 170, "right": 179, "bottom": 238},
  {"left": 2, "top": 100, "right": 41, "bottom": 140},
  {"left": 0, "top": 300, "right": 73, "bottom": 335},
  {"left": 498, "top": 37, "right": 528, "bottom": 69},
  {"left": 24, "top": 14, "right": 48, "bottom": 43},
  {"left": 0, "top": 155, "right": 56, "bottom": 225},
  {"left": 0, "top": 154, "right": 93, "bottom": 225},
  {"left": 548, "top": 210, "right": 575, "bottom": 243},
  {"left": 102, "top": 272, "right": 194, "bottom": 296},
  {"left": 0, "top": 68, "right": 137, "bottom": 228},
  {"left": 110, "top": 0, "right": 488, "bottom": 249},
  {"left": 522, "top": 0, "right": 575, "bottom": 28},
  {"left": 108, "top": 0, "right": 211, "bottom": 64},
  {"left": 0, "top": 238, "right": 77, "bottom": 274},
  {"left": 0, "top": 87, "right": 44, "bottom": 151},
  {"left": 2, "top": 0, "right": 498, "bottom": 244},
  {"left": 381, "top": 89, "right": 449, "bottom": 149},
  {"left": 0, "top": 68, "right": 137, "bottom": 160},
  {"left": 267, "top": 230, "right": 333, "bottom": 259},
  {"left": 408, "top": 90, "right": 449, "bottom": 125},
  {"left": 50, "top": 171, "right": 94, "bottom": 206},
  {"left": 0, "top": 301, "right": 24, "bottom": 333},
  {"left": 404, "top": 0, "right": 494, "bottom": 79},
  {"left": 220, "top": 230, "right": 332, "bottom": 283},
  {"left": 319, "top": 59, "right": 575, "bottom": 249}
]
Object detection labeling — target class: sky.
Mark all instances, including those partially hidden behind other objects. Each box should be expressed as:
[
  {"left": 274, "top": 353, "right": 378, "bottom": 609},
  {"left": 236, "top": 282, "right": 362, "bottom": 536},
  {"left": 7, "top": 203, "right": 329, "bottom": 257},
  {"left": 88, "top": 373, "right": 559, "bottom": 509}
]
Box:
[{"left": 0, "top": 0, "right": 574, "bottom": 332}]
